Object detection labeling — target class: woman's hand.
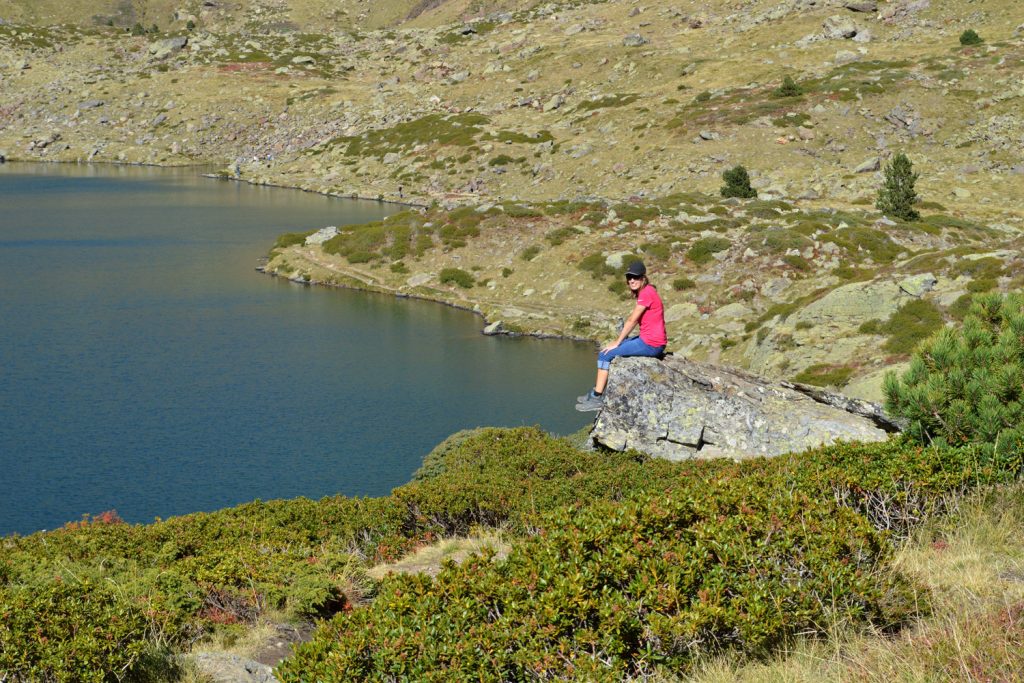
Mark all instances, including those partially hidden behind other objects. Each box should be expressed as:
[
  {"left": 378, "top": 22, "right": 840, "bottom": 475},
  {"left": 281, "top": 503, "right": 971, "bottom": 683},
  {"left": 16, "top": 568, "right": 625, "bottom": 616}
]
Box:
[{"left": 601, "top": 341, "right": 620, "bottom": 353}]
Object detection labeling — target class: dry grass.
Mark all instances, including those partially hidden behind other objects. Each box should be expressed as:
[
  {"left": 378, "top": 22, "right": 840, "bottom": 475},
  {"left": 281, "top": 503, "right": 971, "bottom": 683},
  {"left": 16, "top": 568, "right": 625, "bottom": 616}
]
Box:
[
  {"left": 367, "top": 531, "right": 510, "bottom": 580},
  {"left": 682, "top": 483, "right": 1024, "bottom": 683}
]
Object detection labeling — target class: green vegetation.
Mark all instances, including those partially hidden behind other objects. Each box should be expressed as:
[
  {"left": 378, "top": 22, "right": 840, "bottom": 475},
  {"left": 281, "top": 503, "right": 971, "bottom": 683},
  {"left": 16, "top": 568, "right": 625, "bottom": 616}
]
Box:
[
  {"left": 881, "top": 299, "right": 944, "bottom": 355},
  {"left": 272, "top": 230, "right": 315, "bottom": 251},
  {"left": 577, "top": 253, "right": 617, "bottom": 279},
  {"left": 545, "top": 226, "right": 583, "bottom": 246},
  {"left": 773, "top": 75, "right": 803, "bottom": 98},
  {"left": 673, "top": 277, "right": 696, "bottom": 291},
  {"left": 885, "top": 293, "right": 1024, "bottom": 452},
  {"left": 520, "top": 244, "right": 541, "bottom": 261},
  {"left": 720, "top": 165, "right": 757, "bottom": 199},
  {"left": 793, "top": 363, "right": 855, "bottom": 388},
  {"left": 960, "top": 29, "right": 983, "bottom": 46},
  {"left": 687, "top": 237, "right": 731, "bottom": 264},
  {"left": 439, "top": 268, "right": 475, "bottom": 288},
  {"left": 876, "top": 152, "right": 920, "bottom": 221},
  {"left": 323, "top": 113, "right": 488, "bottom": 157}
]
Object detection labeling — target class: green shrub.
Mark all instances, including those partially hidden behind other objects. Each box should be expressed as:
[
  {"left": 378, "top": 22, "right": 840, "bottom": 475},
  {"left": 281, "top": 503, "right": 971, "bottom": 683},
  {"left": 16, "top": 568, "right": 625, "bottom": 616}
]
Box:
[
  {"left": 793, "top": 363, "right": 854, "bottom": 388},
  {"left": 0, "top": 579, "right": 151, "bottom": 681},
  {"left": 773, "top": 75, "right": 803, "bottom": 97},
  {"left": 545, "top": 226, "right": 583, "bottom": 246},
  {"left": 578, "top": 253, "right": 617, "bottom": 279},
  {"left": 520, "top": 245, "right": 541, "bottom": 261},
  {"left": 673, "top": 277, "right": 696, "bottom": 291},
  {"left": 687, "top": 237, "right": 731, "bottom": 264},
  {"left": 876, "top": 152, "right": 920, "bottom": 221},
  {"left": 720, "top": 165, "right": 757, "bottom": 199},
  {"left": 884, "top": 293, "right": 1024, "bottom": 453},
  {"left": 501, "top": 267, "right": 513, "bottom": 278},
  {"left": 280, "top": 477, "right": 919, "bottom": 682},
  {"left": 959, "top": 29, "right": 983, "bottom": 46},
  {"left": 131, "top": 22, "right": 145, "bottom": 36},
  {"left": 273, "top": 230, "right": 315, "bottom": 250},
  {"left": 881, "top": 299, "right": 944, "bottom": 355},
  {"left": 439, "top": 268, "right": 474, "bottom": 288}
]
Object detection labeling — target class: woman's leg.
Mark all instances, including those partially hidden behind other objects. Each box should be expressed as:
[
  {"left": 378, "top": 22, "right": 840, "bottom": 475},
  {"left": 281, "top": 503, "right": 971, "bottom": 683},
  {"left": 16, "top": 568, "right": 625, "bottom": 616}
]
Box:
[{"left": 593, "top": 337, "right": 662, "bottom": 393}]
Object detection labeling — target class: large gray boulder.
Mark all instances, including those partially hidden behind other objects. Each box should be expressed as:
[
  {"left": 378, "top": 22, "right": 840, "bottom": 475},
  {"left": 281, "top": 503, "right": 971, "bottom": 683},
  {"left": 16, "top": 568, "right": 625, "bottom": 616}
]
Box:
[{"left": 591, "top": 356, "right": 897, "bottom": 460}]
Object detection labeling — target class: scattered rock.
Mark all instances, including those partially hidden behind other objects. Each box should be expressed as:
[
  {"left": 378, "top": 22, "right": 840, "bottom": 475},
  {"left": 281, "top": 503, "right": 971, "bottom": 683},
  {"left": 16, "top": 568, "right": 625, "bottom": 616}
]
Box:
[
  {"left": 291, "top": 55, "right": 315, "bottom": 65},
  {"left": 899, "top": 273, "right": 937, "bottom": 297},
  {"left": 187, "top": 652, "right": 278, "bottom": 683},
  {"left": 382, "top": 152, "right": 401, "bottom": 164},
  {"left": 822, "top": 15, "right": 860, "bottom": 39},
  {"left": 78, "top": 100, "right": 105, "bottom": 110},
  {"left": 844, "top": 1, "right": 878, "bottom": 12},
  {"left": 542, "top": 94, "right": 564, "bottom": 112},
  {"left": 590, "top": 357, "right": 895, "bottom": 461},
  {"left": 854, "top": 157, "right": 880, "bottom": 173},
  {"left": 305, "top": 226, "right": 339, "bottom": 245},
  {"left": 406, "top": 273, "right": 432, "bottom": 287},
  {"left": 952, "top": 187, "right": 971, "bottom": 199},
  {"left": 698, "top": 130, "right": 719, "bottom": 141},
  {"left": 483, "top": 320, "right": 504, "bottom": 335},
  {"left": 149, "top": 36, "right": 188, "bottom": 59},
  {"left": 605, "top": 251, "right": 634, "bottom": 269},
  {"left": 622, "top": 34, "right": 648, "bottom": 47},
  {"left": 665, "top": 303, "right": 699, "bottom": 322}
]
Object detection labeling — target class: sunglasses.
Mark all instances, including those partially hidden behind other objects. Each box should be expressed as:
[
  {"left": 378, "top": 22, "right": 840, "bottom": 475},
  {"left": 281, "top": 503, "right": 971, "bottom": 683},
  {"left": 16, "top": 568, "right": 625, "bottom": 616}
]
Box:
[{"left": 625, "top": 274, "right": 643, "bottom": 281}]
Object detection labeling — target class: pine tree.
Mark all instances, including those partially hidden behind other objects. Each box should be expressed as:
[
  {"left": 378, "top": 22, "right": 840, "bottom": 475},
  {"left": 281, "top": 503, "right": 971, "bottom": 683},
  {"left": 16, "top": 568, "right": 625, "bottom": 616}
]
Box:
[
  {"left": 773, "top": 75, "right": 802, "bottom": 98},
  {"left": 959, "top": 29, "right": 983, "bottom": 46},
  {"left": 876, "top": 152, "right": 919, "bottom": 221},
  {"left": 720, "top": 165, "right": 757, "bottom": 199},
  {"left": 884, "top": 292, "right": 1024, "bottom": 455}
]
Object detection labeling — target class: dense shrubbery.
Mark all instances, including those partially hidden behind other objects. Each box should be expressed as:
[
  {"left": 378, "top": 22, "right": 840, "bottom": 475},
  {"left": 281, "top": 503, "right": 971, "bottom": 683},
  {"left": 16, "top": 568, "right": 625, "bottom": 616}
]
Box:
[
  {"left": 279, "top": 429, "right": 1024, "bottom": 680},
  {"left": 280, "top": 483, "right": 915, "bottom": 682},
  {"left": 4, "top": 417, "right": 1023, "bottom": 681},
  {"left": 0, "top": 578, "right": 152, "bottom": 681}
]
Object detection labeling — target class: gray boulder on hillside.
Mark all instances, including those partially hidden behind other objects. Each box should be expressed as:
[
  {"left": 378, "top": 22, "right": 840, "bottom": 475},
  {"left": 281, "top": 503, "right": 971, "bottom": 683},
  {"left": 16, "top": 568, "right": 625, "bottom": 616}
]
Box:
[{"left": 590, "top": 356, "right": 897, "bottom": 461}]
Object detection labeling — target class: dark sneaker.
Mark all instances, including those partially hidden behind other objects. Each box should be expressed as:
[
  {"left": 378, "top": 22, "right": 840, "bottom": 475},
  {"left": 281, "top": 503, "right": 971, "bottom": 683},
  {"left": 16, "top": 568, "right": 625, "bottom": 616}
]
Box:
[
  {"left": 577, "top": 390, "right": 598, "bottom": 403},
  {"left": 575, "top": 393, "right": 605, "bottom": 412}
]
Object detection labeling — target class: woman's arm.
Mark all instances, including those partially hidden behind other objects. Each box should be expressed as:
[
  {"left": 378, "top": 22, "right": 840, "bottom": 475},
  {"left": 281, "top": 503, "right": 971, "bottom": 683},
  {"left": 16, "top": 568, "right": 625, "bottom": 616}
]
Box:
[{"left": 602, "top": 303, "right": 647, "bottom": 352}]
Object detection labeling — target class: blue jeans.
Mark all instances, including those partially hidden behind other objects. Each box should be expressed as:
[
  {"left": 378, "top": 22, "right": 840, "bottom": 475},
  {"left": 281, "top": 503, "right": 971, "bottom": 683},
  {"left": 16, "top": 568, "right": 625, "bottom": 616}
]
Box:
[{"left": 597, "top": 336, "right": 665, "bottom": 370}]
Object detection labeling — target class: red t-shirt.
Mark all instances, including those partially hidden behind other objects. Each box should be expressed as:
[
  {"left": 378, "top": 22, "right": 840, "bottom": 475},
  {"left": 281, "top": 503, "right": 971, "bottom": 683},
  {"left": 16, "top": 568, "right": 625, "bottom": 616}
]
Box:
[{"left": 637, "top": 285, "right": 667, "bottom": 347}]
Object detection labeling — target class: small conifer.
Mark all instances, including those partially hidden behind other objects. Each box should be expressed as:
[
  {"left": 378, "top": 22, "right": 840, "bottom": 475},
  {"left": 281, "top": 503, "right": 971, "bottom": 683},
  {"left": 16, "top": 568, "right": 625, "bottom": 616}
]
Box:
[
  {"left": 130, "top": 22, "right": 145, "bottom": 36},
  {"left": 876, "top": 152, "right": 919, "bottom": 221},
  {"left": 774, "top": 75, "right": 802, "bottom": 98},
  {"left": 885, "top": 292, "right": 1024, "bottom": 455},
  {"left": 186, "top": 19, "right": 196, "bottom": 30},
  {"left": 959, "top": 29, "right": 983, "bottom": 46},
  {"left": 720, "top": 165, "right": 757, "bottom": 199}
]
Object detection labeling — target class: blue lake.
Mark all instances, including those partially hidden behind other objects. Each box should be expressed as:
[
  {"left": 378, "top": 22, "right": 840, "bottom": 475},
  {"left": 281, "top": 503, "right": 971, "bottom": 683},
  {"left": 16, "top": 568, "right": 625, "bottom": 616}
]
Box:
[{"left": 0, "top": 163, "right": 594, "bottom": 535}]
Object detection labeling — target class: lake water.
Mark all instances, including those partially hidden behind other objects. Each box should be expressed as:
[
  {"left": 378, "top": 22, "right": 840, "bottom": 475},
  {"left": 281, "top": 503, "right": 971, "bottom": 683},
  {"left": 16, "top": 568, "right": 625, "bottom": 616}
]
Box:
[{"left": 0, "top": 163, "right": 595, "bottom": 536}]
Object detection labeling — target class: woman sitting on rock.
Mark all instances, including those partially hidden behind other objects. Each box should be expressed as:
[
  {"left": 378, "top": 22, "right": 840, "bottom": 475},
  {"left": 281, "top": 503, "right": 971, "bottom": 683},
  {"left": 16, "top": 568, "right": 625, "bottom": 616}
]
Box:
[{"left": 577, "top": 260, "right": 667, "bottom": 412}]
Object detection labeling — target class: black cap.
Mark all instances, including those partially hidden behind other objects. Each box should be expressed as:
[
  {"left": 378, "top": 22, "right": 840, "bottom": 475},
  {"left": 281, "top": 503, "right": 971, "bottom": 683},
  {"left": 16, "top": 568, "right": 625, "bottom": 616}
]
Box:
[{"left": 625, "top": 260, "right": 646, "bottom": 278}]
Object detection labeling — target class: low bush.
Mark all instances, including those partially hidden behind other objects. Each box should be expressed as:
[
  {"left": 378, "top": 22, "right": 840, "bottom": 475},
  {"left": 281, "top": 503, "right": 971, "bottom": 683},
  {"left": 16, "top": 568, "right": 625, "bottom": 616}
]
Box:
[
  {"left": 280, "top": 477, "right": 919, "bottom": 682},
  {"left": 959, "top": 29, "right": 983, "bottom": 46},
  {"left": 439, "top": 268, "right": 474, "bottom": 288},
  {"left": 881, "top": 299, "right": 944, "bottom": 355},
  {"left": 687, "top": 237, "right": 731, "bottom": 264},
  {"left": 773, "top": 75, "right": 803, "bottom": 98},
  {"left": 0, "top": 579, "right": 151, "bottom": 681},
  {"left": 673, "top": 277, "right": 696, "bottom": 291},
  {"left": 520, "top": 245, "right": 541, "bottom": 261},
  {"left": 577, "top": 253, "right": 617, "bottom": 279}
]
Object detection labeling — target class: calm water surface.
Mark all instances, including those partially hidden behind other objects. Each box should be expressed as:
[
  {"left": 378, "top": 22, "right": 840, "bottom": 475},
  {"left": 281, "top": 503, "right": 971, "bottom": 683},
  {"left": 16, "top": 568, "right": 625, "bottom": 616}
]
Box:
[{"left": 0, "top": 164, "right": 594, "bottom": 535}]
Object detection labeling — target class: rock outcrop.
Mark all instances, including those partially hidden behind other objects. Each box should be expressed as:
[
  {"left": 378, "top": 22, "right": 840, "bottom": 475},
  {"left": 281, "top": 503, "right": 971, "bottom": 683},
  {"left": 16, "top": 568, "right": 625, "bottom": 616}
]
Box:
[{"left": 591, "top": 356, "right": 898, "bottom": 461}]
